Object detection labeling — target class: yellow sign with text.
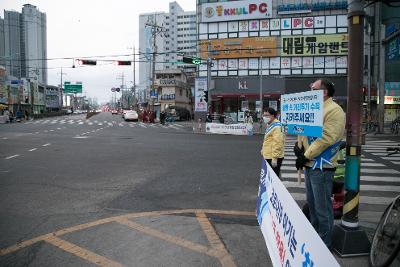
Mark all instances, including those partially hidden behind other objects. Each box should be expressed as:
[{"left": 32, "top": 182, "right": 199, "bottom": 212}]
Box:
[
  {"left": 200, "top": 37, "right": 278, "bottom": 59},
  {"left": 281, "top": 34, "right": 348, "bottom": 56}
]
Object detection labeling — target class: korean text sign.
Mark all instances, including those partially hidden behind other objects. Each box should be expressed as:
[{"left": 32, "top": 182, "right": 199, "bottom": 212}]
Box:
[
  {"left": 256, "top": 159, "right": 339, "bottom": 267},
  {"left": 280, "top": 90, "right": 324, "bottom": 137},
  {"left": 281, "top": 34, "right": 348, "bottom": 56}
]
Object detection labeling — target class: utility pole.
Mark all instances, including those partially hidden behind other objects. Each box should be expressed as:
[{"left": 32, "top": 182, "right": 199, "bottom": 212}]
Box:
[
  {"left": 59, "top": 67, "right": 67, "bottom": 108},
  {"left": 332, "top": 0, "right": 370, "bottom": 256},
  {"left": 133, "top": 46, "right": 136, "bottom": 108},
  {"left": 378, "top": 22, "right": 386, "bottom": 133},
  {"left": 259, "top": 56, "right": 263, "bottom": 116},
  {"left": 207, "top": 41, "right": 211, "bottom": 114}
]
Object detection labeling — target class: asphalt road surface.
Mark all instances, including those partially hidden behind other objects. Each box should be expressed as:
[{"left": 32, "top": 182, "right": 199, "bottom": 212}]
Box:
[{"left": 1, "top": 112, "right": 399, "bottom": 266}]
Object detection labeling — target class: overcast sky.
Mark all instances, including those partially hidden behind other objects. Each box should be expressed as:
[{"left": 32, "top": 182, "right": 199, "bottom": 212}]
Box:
[{"left": 1, "top": 0, "right": 196, "bottom": 103}]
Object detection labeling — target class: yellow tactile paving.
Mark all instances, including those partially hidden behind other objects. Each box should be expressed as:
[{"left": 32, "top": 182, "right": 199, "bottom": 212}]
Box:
[{"left": 0, "top": 209, "right": 255, "bottom": 266}]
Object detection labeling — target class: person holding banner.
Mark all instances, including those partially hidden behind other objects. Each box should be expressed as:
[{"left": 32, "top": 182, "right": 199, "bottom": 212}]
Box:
[
  {"left": 261, "top": 107, "right": 285, "bottom": 178},
  {"left": 294, "top": 79, "right": 345, "bottom": 248}
]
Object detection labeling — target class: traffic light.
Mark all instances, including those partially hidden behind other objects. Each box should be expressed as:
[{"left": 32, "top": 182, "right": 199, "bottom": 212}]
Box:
[
  {"left": 114, "top": 60, "right": 131, "bottom": 66},
  {"left": 203, "top": 91, "right": 208, "bottom": 103},
  {"left": 182, "top": 56, "right": 201, "bottom": 65},
  {"left": 77, "top": 59, "right": 97, "bottom": 65}
]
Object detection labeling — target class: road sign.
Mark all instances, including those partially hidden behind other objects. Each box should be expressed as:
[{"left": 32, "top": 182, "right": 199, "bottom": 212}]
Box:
[{"left": 64, "top": 82, "right": 82, "bottom": 93}]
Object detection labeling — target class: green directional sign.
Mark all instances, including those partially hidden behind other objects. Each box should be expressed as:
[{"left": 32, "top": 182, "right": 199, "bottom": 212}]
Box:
[{"left": 64, "top": 82, "right": 82, "bottom": 93}]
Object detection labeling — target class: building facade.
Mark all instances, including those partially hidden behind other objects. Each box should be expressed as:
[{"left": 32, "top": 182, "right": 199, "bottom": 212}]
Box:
[
  {"left": 139, "top": 1, "right": 196, "bottom": 102},
  {"left": 2, "top": 4, "right": 47, "bottom": 85},
  {"left": 154, "top": 69, "right": 192, "bottom": 116},
  {"left": 197, "top": 0, "right": 348, "bottom": 120}
]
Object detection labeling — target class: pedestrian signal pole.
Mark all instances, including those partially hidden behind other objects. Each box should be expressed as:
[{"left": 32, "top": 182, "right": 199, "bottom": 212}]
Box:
[{"left": 331, "top": 0, "right": 370, "bottom": 256}]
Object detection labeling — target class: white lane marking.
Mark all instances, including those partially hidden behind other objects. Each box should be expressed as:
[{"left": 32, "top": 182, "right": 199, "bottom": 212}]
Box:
[
  {"left": 35, "top": 132, "right": 40, "bottom": 134},
  {"left": 98, "top": 123, "right": 103, "bottom": 126},
  {"left": 382, "top": 157, "right": 400, "bottom": 161},
  {"left": 290, "top": 193, "right": 393, "bottom": 205},
  {"left": 108, "top": 123, "right": 113, "bottom": 126},
  {"left": 42, "top": 143, "right": 51, "bottom": 147},
  {"left": 138, "top": 123, "right": 147, "bottom": 128},
  {"left": 283, "top": 181, "right": 400, "bottom": 192},
  {"left": 282, "top": 172, "right": 399, "bottom": 182},
  {"left": 2, "top": 137, "right": 8, "bottom": 140},
  {"left": 28, "top": 148, "right": 37, "bottom": 152},
  {"left": 174, "top": 124, "right": 184, "bottom": 128},
  {"left": 88, "top": 122, "right": 93, "bottom": 125},
  {"left": 50, "top": 129, "right": 54, "bottom": 132},
  {"left": 73, "top": 136, "right": 89, "bottom": 139},
  {"left": 44, "top": 130, "right": 48, "bottom": 133},
  {"left": 5, "top": 154, "right": 20, "bottom": 160},
  {"left": 79, "top": 122, "right": 84, "bottom": 125},
  {"left": 57, "top": 128, "right": 61, "bottom": 130}
]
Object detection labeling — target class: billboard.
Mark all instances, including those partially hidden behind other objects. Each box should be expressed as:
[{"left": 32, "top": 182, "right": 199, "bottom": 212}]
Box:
[
  {"left": 201, "top": 0, "right": 273, "bottom": 22},
  {"left": 200, "top": 37, "right": 278, "bottom": 59},
  {"left": 281, "top": 34, "right": 348, "bottom": 56}
]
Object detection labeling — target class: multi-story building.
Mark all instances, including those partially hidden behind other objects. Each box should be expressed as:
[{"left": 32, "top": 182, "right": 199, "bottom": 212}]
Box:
[
  {"left": 139, "top": 1, "right": 196, "bottom": 103},
  {"left": 2, "top": 4, "right": 47, "bottom": 84},
  {"left": 196, "top": 0, "right": 348, "bottom": 120},
  {"left": 154, "top": 69, "right": 192, "bottom": 116}
]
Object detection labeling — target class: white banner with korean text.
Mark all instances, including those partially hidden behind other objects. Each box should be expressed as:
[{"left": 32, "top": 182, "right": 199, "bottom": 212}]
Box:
[
  {"left": 195, "top": 78, "right": 208, "bottom": 112},
  {"left": 280, "top": 90, "right": 324, "bottom": 137},
  {"left": 256, "top": 159, "right": 339, "bottom": 267},
  {"left": 206, "top": 123, "right": 253, "bottom": 136}
]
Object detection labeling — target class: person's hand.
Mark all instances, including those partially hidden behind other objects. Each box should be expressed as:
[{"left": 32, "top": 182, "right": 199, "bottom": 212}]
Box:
[
  {"left": 294, "top": 142, "right": 304, "bottom": 157},
  {"left": 295, "top": 153, "right": 308, "bottom": 170},
  {"left": 294, "top": 143, "right": 308, "bottom": 169},
  {"left": 271, "top": 159, "right": 278, "bottom": 167}
]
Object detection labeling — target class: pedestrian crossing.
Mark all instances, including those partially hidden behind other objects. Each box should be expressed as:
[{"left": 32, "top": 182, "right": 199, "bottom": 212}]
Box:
[
  {"left": 24, "top": 118, "right": 188, "bottom": 131},
  {"left": 281, "top": 136, "right": 400, "bottom": 225}
]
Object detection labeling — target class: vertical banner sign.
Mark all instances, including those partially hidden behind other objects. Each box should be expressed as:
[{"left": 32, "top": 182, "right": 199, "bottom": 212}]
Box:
[
  {"left": 256, "top": 159, "right": 340, "bottom": 267},
  {"left": 195, "top": 78, "right": 208, "bottom": 112},
  {"left": 280, "top": 90, "right": 324, "bottom": 137}
]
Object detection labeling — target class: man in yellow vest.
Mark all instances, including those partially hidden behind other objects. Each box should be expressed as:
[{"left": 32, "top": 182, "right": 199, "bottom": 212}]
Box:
[{"left": 294, "top": 79, "right": 345, "bottom": 248}]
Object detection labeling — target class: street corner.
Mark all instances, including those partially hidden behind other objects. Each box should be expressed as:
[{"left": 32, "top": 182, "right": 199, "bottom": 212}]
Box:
[{"left": 0, "top": 209, "right": 270, "bottom": 267}]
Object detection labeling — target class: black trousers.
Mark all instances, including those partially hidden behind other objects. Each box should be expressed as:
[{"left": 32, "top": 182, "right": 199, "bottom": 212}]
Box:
[{"left": 266, "top": 158, "right": 284, "bottom": 178}]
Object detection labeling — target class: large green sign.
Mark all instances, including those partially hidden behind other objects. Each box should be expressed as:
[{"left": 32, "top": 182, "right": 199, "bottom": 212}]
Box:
[{"left": 64, "top": 82, "right": 82, "bottom": 93}]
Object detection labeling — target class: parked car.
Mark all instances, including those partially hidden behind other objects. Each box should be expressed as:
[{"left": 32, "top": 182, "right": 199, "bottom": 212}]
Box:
[
  {"left": 165, "top": 105, "right": 191, "bottom": 121},
  {"left": 124, "top": 110, "right": 139, "bottom": 121},
  {"left": 111, "top": 109, "right": 118, "bottom": 115},
  {"left": 121, "top": 109, "right": 130, "bottom": 119}
]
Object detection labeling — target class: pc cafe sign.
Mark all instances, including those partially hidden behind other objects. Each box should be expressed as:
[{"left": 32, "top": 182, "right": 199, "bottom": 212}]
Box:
[{"left": 201, "top": 0, "right": 273, "bottom": 22}]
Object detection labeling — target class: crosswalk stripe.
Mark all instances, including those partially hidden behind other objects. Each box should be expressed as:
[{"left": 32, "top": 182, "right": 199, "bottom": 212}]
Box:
[
  {"left": 281, "top": 172, "right": 399, "bottom": 182},
  {"left": 289, "top": 192, "right": 393, "bottom": 205},
  {"left": 282, "top": 181, "right": 400, "bottom": 192}
]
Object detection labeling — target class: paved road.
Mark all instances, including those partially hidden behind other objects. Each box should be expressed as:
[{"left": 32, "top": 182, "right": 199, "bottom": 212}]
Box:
[{"left": 0, "top": 113, "right": 399, "bottom": 266}]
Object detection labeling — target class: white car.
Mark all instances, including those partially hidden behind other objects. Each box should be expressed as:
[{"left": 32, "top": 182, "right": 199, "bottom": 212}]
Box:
[{"left": 124, "top": 110, "right": 139, "bottom": 121}]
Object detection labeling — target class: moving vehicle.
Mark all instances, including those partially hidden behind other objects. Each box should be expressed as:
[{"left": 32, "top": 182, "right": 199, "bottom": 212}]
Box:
[
  {"left": 111, "top": 109, "right": 118, "bottom": 115},
  {"left": 124, "top": 110, "right": 139, "bottom": 121}
]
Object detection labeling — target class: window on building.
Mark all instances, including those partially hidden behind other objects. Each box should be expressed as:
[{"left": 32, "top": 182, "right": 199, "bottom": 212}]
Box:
[{"left": 180, "top": 89, "right": 182, "bottom": 96}]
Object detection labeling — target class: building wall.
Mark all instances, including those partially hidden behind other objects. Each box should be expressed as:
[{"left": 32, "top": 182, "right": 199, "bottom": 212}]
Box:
[
  {"left": 22, "top": 4, "right": 47, "bottom": 84},
  {"left": 139, "top": 2, "right": 197, "bottom": 100},
  {"left": 4, "top": 11, "right": 22, "bottom": 78},
  {"left": 2, "top": 5, "right": 47, "bottom": 84}
]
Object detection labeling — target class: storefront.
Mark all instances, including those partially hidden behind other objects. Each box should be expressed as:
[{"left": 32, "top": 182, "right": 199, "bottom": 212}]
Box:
[{"left": 209, "top": 75, "right": 347, "bottom": 122}]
